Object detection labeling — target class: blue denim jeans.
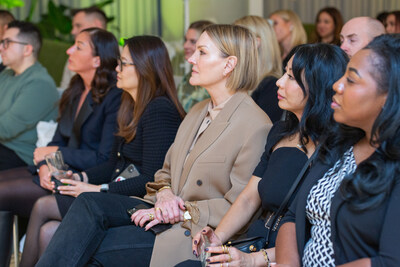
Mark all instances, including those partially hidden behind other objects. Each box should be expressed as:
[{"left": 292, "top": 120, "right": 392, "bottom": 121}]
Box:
[{"left": 36, "top": 192, "right": 155, "bottom": 267}]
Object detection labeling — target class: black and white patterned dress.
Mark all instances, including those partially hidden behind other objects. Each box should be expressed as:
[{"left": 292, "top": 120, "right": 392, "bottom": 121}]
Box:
[{"left": 302, "top": 147, "right": 357, "bottom": 266}]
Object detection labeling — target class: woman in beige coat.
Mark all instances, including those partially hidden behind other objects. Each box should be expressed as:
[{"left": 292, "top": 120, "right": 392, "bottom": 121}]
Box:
[{"left": 36, "top": 24, "right": 272, "bottom": 267}]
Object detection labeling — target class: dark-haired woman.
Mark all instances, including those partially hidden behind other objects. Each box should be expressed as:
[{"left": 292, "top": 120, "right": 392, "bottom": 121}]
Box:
[
  {"left": 19, "top": 35, "right": 184, "bottom": 267},
  {"left": 0, "top": 28, "right": 121, "bottom": 266},
  {"left": 187, "top": 43, "right": 348, "bottom": 267},
  {"left": 275, "top": 34, "right": 400, "bottom": 266},
  {"left": 312, "top": 7, "right": 343, "bottom": 45},
  {"left": 386, "top": 10, "right": 400, "bottom": 34}
]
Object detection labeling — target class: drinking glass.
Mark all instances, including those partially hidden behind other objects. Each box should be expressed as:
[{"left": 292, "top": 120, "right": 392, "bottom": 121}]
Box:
[
  {"left": 200, "top": 235, "right": 211, "bottom": 267},
  {"left": 45, "top": 151, "right": 68, "bottom": 180}
]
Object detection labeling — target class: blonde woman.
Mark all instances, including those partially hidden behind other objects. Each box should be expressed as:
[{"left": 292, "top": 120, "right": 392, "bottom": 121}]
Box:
[
  {"left": 234, "top": 15, "right": 283, "bottom": 122},
  {"left": 269, "top": 10, "right": 307, "bottom": 61}
]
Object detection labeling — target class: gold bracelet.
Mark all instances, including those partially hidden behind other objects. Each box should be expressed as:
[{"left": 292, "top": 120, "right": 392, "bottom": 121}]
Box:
[
  {"left": 157, "top": 185, "right": 171, "bottom": 193},
  {"left": 260, "top": 249, "right": 271, "bottom": 267}
]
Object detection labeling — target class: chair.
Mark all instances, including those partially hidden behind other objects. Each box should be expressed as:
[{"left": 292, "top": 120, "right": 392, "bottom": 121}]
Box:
[{"left": 12, "top": 216, "right": 19, "bottom": 267}]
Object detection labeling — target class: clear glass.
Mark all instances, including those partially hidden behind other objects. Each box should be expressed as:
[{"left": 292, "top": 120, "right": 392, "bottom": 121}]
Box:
[
  {"left": 45, "top": 151, "right": 68, "bottom": 180},
  {"left": 200, "top": 235, "right": 211, "bottom": 267}
]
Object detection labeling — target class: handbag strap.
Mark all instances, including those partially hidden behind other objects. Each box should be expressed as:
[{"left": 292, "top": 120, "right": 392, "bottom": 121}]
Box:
[{"left": 265, "top": 146, "right": 320, "bottom": 232}]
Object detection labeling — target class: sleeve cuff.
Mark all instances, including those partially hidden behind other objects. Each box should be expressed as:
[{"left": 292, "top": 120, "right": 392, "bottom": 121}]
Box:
[{"left": 145, "top": 179, "right": 171, "bottom": 196}]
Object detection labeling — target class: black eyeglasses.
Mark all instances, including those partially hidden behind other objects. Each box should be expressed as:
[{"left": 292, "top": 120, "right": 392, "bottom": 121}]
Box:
[
  {"left": 117, "top": 57, "right": 135, "bottom": 71},
  {"left": 0, "top": 39, "right": 29, "bottom": 49}
]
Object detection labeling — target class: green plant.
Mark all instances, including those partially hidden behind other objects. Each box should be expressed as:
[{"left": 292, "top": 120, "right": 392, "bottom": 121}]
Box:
[
  {"left": 26, "top": 0, "right": 115, "bottom": 42},
  {"left": 0, "top": 0, "right": 24, "bottom": 9}
]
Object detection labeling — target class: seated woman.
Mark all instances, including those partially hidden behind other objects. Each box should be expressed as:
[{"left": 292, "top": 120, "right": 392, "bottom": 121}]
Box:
[
  {"left": 275, "top": 34, "right": 400, "bottom": 266},
  {"left": 268, "top": 10, "right": 307, "bottom": 62},
  {"left": 312, "top": 7, "right": 343, "bottom": 45},
  {"left": 177, "top": 20, "right": 214, "bottom": 112},
  {"left": 18, "top": 35, "right": 185, "bottom": 267},
  {"left": 0, "top": 28, "right": 121, "bottom": 266},
  {"left": 385, "top": 10, "right": 400, "bottom": 34},
  {"left": 36, "top": 24, "right": 272, "bottom": 267},
  {"left": 186, "top": 44, "right": 348, "bottom": 266},
  {"left": 233, "top": 15, "right": 283, "bottom": 122}
]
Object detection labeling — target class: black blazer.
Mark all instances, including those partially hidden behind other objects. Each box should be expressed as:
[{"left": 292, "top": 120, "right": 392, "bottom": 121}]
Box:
[
  {"left": 283, "top": 150, "right": 400, "bottom": 266},
  {"left": 48, "top": 86, "right": 121, "bottom": 171}
]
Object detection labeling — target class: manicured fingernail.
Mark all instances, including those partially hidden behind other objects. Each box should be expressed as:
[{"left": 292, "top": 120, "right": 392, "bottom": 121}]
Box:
[
  {"left": 206, "top": 258, "right": 210, "bottom": 262},
  {"left": 194, "top": 240, "right": 197, "bottom": 245},
  {"left": 205, "top": 248, "right": 209, "bottom": 252},
  {"left": 193, "top": 250, "right": 197, "bottom": 257},
  {"left": 202, "top": 230, "right": 206, "bottom": 233},
  {"left": 161, "top": 220, "right": 164, "bottom": 223}
]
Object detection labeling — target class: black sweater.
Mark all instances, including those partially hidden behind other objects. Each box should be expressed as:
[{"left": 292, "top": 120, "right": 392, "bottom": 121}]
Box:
[{"left": 84, "top": 96, "right": 182, "bottom": 197}]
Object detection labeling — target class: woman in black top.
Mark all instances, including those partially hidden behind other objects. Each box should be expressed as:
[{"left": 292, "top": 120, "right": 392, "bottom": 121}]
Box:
[
  {"left": 190, "top": 43, "right": 348, "bottom": 266},
  {"left": 275, "top": 33, "right": 400, "bottom": 267},
  {"left": 0, "top": 28, "right": 121, "bottom": 266},
  {"left": 19, "top": 35, "right": 185, "bottom": 267}
]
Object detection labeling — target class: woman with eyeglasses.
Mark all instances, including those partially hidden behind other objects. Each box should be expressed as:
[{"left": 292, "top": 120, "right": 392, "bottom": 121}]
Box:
[
  {"left": 0, "top": 27, "right": 122, "bottom": 266},
  {"left": 17, "top": 35, "right": 184, "bottom": 267}
]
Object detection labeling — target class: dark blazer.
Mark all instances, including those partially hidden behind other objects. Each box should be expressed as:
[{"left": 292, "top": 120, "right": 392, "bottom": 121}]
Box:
[
  {"left": 48, "top": 86, "right": 121, "bottom": 171},
  {"left": 283, "top": 150, "right": 400, "bottom": 266}
]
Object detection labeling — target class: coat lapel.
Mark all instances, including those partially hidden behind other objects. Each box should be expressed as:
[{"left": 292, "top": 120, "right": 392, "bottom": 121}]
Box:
[
  {"left": 67, "top": 93, "right": 93, "bottom": 148},
  {"left": 177, "top": 92, "right": 247, "bottom": 193},
  {"left": 171, "top": 101, "right": 209, "bottom": 194}
]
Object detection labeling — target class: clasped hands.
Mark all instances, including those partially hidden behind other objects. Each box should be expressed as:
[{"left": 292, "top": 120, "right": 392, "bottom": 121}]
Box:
[{"left": 130, "top": 188, "right": 185, "bottom": 231}]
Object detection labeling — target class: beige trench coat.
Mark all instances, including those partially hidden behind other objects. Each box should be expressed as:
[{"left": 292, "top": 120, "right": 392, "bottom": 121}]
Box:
[{"left": 143, "top": 92, "right": 272, "bottom": 266}]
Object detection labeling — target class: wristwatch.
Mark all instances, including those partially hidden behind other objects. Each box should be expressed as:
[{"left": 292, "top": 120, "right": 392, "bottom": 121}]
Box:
[{"left": 100, "top": 184, "right": 109, "bottom": 193}]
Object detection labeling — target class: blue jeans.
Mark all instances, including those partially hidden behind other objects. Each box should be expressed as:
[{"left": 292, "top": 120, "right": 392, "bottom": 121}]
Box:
[{"left": 36, "top": 192, "right": 155, "bottom": 267}]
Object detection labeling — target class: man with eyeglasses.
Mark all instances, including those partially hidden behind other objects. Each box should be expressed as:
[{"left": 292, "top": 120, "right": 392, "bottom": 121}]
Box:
[
  {"left": 0, "top": 21, "right": 58, "bottom": 171},
  {"left": 0, "top": 10, "right": 14, "bottom": 72}
]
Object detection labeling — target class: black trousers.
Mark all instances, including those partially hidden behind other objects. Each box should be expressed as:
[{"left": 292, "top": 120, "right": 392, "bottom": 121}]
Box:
[
  {"left": 0, "top": 143, "right": 26, "bottom": 170},
  {"left": 36, "top": 192, "right": 156, "bottom": 267}
]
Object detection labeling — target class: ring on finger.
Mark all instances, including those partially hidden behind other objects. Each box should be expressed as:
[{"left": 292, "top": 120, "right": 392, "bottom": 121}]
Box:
[
  {"left": 228, "top": 252, "right": 232, "bottom": 262},
  {"left": 148, "top": 213, "right": 154, "bottom": 221}
]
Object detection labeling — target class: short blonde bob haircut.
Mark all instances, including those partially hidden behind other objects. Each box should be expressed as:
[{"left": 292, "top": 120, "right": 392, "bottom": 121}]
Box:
[
  {"left": 203, "top": 24, "right": 259, "bottom": 92},
  {"left": 269, "top": 10, "right": 307, "bottom": 53},
  {"left": 234, "top": 15, "right": 282, "bottom": 80}
]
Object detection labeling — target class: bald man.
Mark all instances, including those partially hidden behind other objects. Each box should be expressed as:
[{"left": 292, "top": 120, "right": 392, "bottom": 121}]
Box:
[
  {"left": 340, "top": 17, "right": 385, "bottom": 57},
  {"left": 60, "top": 6, "right": 107, "bottom": 89}
]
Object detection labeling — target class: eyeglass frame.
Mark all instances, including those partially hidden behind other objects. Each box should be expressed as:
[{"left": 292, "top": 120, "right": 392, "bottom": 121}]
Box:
[
  {"left": 117, "top": 57, "right": 135, "bottom": 71},
  {"left": 0, "top": 38, "right": 30, "bottom": 50}
]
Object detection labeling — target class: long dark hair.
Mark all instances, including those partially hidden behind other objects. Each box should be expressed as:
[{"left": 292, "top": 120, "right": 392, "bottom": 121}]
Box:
[
  {"left": 116, "top": 35, "right": 185, "bottom": 142},
  {"left": 313, "top": 7, "right": 343, "bottom": 45},
  {"left": 279, "top": 43, "right": 349, "bottom": 152},
  {"left": 58, "top": 28, "right": 118, "bottom": 116},
  {"left": 339, "top": 34, "right": 400, "bottom": 211}
]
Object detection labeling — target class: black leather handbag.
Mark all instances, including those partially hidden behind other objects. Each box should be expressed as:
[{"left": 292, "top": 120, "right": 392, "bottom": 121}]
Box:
[{"left": 225, "top": 149, "right": 318, "bottom": 253}]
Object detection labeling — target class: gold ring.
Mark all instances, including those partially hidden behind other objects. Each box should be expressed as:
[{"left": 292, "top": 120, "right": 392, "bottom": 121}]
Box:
[
  {"left": 228, "top": 252, "right": 232, "bottom": 262},
  {"left": 148, "top": 213, "right": 154, "bottom": 221},
  {"left": 220, "top": 264, "right": 223, "bottom": 267}
]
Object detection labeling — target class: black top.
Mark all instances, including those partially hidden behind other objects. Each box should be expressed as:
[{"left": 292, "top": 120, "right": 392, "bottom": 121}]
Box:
[
  {"left": 85, "top": 96, "right": 182, "bottom": 196},
  {"left": 246, "top": 121, "right": 308, "bottom": 247},
  {"left": 0, "top": 63, "right": 5, "bottom": 73},
  {"left": 55, "top": 96, "right": 182, "bottom": 217},
  {"left": 251, "top": 76, "right": 283, "bottom": 123},
  {"left": 254, "top": 121, "right": 308, "bottom": 212}
]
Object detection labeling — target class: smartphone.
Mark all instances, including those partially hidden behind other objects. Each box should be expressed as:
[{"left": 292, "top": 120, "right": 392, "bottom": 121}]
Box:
[
  {"left": 200, "top": 235, "right": 211, "bottom": 267},
  {"left": 51, "top": 176, "right": 63, "bottom": 193}
]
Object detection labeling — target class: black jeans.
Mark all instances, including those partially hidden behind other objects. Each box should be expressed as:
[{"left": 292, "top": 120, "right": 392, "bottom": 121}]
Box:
[{"left": 36, "top": 192, "right": 155, "bottom": 267}]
